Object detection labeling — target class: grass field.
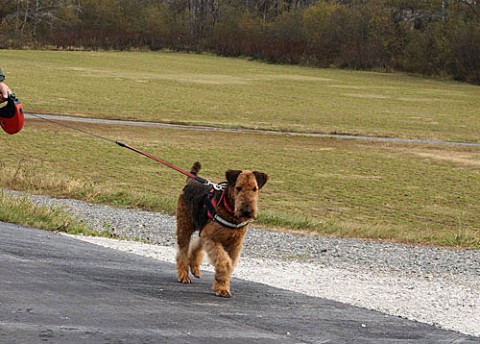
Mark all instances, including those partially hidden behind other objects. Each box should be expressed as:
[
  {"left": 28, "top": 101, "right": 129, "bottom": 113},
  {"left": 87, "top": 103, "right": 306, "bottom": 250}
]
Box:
[
  {"left": 2, "top": 49, "right": 480, "bottom": 143},
  {"left": 1, "top": 50, "right": 479, "bottom": 248}
]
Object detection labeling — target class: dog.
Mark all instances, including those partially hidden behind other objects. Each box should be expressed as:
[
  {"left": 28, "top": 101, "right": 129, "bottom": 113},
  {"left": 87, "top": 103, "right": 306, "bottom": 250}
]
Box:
[{"left": 175, "top": 162, "right": 268, "bottom": 297}]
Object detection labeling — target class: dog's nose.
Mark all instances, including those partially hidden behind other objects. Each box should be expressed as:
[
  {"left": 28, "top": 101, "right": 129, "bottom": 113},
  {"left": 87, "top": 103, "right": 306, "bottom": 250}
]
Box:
[{"left": 242, "top": 210, "right": 252, "bottom": 218}]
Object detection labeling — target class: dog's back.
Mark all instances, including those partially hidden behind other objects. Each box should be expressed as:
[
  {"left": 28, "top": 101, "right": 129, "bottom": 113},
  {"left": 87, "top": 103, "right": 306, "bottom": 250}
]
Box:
[{"left": 182, "top": 162, "right": 210, "bottom": 230}]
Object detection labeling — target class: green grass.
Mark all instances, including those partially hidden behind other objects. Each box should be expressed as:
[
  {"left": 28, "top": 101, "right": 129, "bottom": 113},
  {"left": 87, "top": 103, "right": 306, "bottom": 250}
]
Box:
[
  {"left": 0, "top": 190, "right": 110, "bottom": 237},
  {"left": 1, "top": 120, "right": 479, "bottom": 248},
  {"left": 2, "top": 49, "right": 480, "bottom": 143},
  {"left": 0, "top": 49, "right": 479, "bottom": 248}
]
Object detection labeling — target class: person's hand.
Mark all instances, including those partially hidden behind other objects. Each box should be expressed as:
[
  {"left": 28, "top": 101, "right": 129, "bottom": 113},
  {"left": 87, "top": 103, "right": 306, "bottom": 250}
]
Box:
[{"left": 0, "top": 82, "right": 12, "bottom": 102}]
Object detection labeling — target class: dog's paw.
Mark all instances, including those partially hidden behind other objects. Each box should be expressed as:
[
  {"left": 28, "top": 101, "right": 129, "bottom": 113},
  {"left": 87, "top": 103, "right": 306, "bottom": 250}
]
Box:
[
  {"left": 214, "top": 287, "right": 232, "bottom": 298},
  {"left": 190, "top": 265, "right": 201, "bottom": 279},
  {"left": 178, "top": 276, "right": 192, "bottom": 284},
  {"left": 177, "top": 271, "right": 192, "bottom": 284}
]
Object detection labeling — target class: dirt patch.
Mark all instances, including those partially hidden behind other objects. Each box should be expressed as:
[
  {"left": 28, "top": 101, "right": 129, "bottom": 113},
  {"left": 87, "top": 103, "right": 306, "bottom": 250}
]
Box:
[
  {"left": 264, "top": 74, "right": 333, "bottom": 82},
  {"left": 413, "top": 151, "right": 480, "bottom": 167},
  {"left": 64, "top": 67, "right": 249, "bottom": 85},
  {"left": 316, "top": 173, "right": 382, "bottom": 180},
  {"left": 343, "top": 93, "right": 389, "bottom": 100}
]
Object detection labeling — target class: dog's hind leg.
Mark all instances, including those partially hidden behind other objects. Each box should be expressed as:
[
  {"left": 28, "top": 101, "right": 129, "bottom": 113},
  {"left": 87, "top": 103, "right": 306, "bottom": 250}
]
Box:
[
  {"left": 189, "top": 237, "right": 204, "bottom": 279},
  {"left": 176, "top": 195, "right": 195, "bottom": 284}
]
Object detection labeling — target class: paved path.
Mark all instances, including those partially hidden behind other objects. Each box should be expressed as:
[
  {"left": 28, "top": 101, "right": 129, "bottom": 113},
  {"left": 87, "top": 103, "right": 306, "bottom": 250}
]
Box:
[
  {"left": 26, "top": 114, "right": 480, "bottom": 147},
  {"left": 1, "top": 222, "right": 477, "bottom": 343}
]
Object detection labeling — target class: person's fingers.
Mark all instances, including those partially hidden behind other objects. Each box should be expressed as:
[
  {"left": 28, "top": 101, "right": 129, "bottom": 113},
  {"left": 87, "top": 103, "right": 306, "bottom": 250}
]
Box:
[{"left": 0, "top": 84, "right": 11, "bottom": 102}]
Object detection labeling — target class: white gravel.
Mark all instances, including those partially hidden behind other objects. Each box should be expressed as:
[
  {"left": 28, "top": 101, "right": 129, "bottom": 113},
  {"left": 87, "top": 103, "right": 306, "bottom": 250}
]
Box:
[
  {"left": 73, "top": 235, "right": 480, "bottom": 338},
  {"left": 8, "top": 191, "right": 480, "bottom": 337}
]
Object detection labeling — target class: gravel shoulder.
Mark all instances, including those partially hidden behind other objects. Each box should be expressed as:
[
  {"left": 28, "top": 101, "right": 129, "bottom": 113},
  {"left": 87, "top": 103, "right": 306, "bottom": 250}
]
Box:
[{"left": 15, "top": 192, "right": 480, "bottom": 337}]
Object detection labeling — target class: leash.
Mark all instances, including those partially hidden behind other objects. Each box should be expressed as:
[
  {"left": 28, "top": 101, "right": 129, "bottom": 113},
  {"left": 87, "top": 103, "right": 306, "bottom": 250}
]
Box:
[
  {"left": 29, "top": 113, "right": 224, "bottom": 190},
  {"left": 115, "top": 141, "right": 223, "bottom": 190}
]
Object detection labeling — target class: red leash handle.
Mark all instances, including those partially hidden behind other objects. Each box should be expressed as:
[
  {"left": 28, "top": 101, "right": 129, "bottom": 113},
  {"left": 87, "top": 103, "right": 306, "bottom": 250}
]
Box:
[
  {"left": 0, "top": 93, "right": 24, "bottom": 135},
  {"left": 116, "top": 141, "right": 222, "bottom": 190}
]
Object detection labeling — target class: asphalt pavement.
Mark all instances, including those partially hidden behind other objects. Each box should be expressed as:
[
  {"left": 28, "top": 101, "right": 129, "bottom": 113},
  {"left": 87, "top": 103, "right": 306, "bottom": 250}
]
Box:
[{"left": 0, "top": 222, "right": 477, "bottom": 344}]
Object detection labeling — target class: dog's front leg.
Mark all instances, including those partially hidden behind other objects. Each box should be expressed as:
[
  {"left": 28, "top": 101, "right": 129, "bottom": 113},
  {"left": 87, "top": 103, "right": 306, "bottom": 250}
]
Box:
[
  {"left": 227, "top": 237, "right": 245, "bottom": 269},
  {"left": 203, "top": 239, "right": 233, "bottom": 297}
]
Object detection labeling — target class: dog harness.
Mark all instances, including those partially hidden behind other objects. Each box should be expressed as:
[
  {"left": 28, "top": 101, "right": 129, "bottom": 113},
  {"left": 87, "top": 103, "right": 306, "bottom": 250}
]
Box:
[{"left": 203, "top": 188, "right": 252, "bottom": 229}]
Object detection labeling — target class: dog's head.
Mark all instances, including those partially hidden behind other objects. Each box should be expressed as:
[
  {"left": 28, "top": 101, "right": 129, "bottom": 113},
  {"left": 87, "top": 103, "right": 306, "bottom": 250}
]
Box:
[{"left": 225, "top": 169, "right": 268, "bottom": 220}]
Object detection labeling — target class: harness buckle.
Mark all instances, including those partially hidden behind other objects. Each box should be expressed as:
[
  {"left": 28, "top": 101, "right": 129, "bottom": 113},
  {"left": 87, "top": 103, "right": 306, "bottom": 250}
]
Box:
[{"left": 203, "top": 179, "right": 224, "bottom": 191}]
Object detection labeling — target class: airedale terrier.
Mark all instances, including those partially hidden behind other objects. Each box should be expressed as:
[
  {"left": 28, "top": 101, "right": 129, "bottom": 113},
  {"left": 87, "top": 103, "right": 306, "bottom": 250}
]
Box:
[{"left": 176, "top": 162, "right": 268, "bottom": 297}]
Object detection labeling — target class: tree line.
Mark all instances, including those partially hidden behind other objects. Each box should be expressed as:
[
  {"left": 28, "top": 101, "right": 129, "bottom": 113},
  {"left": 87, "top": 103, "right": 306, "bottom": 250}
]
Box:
[{"left": 1, "top": 0, "right": 479, "bottom": 84}]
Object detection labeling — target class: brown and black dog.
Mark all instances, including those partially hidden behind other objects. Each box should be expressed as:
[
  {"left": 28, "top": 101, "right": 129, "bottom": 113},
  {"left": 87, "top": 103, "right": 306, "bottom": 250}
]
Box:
[{"left": 176, "top": 162, "right": 268, "bottom": 297}]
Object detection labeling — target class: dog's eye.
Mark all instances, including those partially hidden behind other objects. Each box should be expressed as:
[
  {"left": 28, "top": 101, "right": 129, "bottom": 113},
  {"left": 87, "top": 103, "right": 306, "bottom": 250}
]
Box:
[
  {"left": 236, "top": 187, "right": 242, "bottom": 192},
  {"left": 253, "top": 187, "right": 257, "bottom": 192}
]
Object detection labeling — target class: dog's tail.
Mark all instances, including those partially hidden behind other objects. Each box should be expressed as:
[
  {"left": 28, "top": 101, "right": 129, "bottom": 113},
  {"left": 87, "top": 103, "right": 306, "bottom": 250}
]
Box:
[
  {"left": 186, "top": 161, "right": 201, "bottom": 182},
  {"left": 191, "top": 161, "right": 201, "bottom": 176}
]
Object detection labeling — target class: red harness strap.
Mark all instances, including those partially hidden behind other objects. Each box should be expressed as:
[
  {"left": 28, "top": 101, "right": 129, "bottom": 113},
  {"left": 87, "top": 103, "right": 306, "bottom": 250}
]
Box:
[
  {"left": 219, "top": 189, "right": 235, "bottom": 215},
  {"left": 206, "top": 189, "right": 234, "bottom": 219},
  {"left": 204, "top": 188, "right": 251, "bottom": 229}
]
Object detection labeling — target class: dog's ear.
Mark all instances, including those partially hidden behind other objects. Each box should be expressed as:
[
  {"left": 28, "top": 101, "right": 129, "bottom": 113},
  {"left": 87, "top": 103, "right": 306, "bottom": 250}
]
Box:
[
  {"left": 226, "top": 170, "right": 242, "bottom": 186},
  {"left": 253, "top": 171, "right": 268, "bottom": 189}
]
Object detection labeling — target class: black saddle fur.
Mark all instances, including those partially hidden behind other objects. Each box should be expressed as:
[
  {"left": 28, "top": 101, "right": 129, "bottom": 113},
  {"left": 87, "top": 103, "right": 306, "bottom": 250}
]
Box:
[{"left": 182, "top": 181, "right": 213, "bottom": 230}]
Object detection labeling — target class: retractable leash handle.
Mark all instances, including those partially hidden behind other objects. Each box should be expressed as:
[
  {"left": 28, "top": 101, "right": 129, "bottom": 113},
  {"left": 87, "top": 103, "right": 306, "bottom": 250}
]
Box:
[
  {"left": 0, "top": 93, "right": 24, "bottom": 135},
  {"left": 116, "top": 141, "right": 224, "bottom": 190}
]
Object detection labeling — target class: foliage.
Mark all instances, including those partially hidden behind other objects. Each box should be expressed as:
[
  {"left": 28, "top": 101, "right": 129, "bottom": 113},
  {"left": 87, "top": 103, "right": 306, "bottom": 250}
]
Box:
[{"left": 1, "top": 0, "right": 480, "bottom": 83}]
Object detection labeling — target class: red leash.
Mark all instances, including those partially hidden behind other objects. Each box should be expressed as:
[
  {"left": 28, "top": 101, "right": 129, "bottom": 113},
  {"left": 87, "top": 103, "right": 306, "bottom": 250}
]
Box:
[
  {"left": 116, "top": 141, "right": 223, "bottom": 190},
  {"left": 27, "top": 113, "right": 222, "bottom": 189}
]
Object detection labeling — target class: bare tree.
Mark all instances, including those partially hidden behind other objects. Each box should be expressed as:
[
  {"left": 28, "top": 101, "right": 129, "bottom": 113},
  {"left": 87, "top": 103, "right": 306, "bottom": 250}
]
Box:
[{"left": 14, "top": 0, "right": 80, "bottom": 36}]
